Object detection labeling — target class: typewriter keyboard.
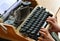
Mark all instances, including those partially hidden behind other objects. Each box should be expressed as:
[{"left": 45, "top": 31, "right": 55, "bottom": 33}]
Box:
[{"left": 19, "top": 6, "right": 53, "bottom": 40}]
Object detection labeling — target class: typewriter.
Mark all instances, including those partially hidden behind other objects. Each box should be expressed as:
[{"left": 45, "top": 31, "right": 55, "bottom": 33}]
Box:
[{"left": 0, "top": 1, "right": 60, "bottom": 40}]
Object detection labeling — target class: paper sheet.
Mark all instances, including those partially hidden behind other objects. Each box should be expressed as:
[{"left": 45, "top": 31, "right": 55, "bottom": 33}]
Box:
[{"left": 0, "top": 0, "right": 17, "bottom": 15}]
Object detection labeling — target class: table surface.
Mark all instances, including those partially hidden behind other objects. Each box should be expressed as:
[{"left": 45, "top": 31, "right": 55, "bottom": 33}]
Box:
[{"left": 36, "top": 0, "right": 60, "bottom": 14}]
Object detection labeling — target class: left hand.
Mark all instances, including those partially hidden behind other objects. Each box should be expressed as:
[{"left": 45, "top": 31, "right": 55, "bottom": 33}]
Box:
[{"left": 38, "top": 28, "right": 55, "bottom": 41}]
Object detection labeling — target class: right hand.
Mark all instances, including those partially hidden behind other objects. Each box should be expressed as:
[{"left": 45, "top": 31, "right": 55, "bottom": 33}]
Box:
[
  {"left": 38, "top": 28, "right": 55, "bottom": 41},
  {"left": 46, "top": 17, "right": 60, "bottom": 32}
]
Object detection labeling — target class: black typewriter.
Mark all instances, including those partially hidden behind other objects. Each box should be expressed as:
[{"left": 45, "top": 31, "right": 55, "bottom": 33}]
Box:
[{"left": 19, "top": 5, "right": 53, "bottom": 40}]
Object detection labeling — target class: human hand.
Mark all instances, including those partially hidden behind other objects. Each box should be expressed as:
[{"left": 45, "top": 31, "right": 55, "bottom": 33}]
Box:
[
  {"left": 38, "top": 28, "right": 55, "bottom": 41},
  {"left": 46, "top": 17, "right": 60, "bottom": 32}
]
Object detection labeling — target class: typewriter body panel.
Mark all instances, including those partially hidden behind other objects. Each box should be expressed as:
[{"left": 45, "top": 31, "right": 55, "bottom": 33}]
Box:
[{"left": 0, "top": 23, "right": 30, "bottom": 41}]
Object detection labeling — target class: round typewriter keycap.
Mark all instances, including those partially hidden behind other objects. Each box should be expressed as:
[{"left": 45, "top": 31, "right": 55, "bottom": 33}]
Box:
[
  {"left": 28, "top": 23, "right": 32, "bottom": 25},
  {"left": 36, "top": 26, "right": 39, "bottom": 28},
  {"left": 25, "top": 27, "right": 29, "bottom": 29},
  {"left": 33, "top": 30, "right": 36, "bottom": 33},
  {"left": 26, "top": 30, "right": 30, "bottom": 33},
  {"left": 36, "top": 7, "right": 40, "bottom": 10},
  {"left": 26, "top": 25, "right": 30, "bottom": 27},
  {"left": 31, "top": 31, "right": 35, "bottom": 34},
  {"left": 35, "top": 13, "right": 39, "bottom": 16},
  {"left": 31, "top": 27, "right": 34, "bottom": 29},
  {"left": 29, "top": 29, "right": 33, "bottom": 31},
  {"left": 20, "top": 28, "right": 26, "bottom": 32},
  {"left": 34, "top": 28, "right": 38, "bottom": 30},
  {"left": 32, "top": 25, "right": 35, "bottom": 27}
]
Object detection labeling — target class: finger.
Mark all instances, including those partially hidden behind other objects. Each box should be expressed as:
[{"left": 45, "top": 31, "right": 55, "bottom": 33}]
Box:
[
  {"left": 47, "top": 17, "right": 57, "bottom": 23},
  {"left": 38, "top": 37, "right": 44, "bottom": 41},
  {"left": 46, "top": 20, "right": 55, "bottom": 25},
  {"left": 39, "top": 31, "right": 47, "bottom": 37},
  {"left": 40, "top": 28, "right": 49, "bottom": 34},
  {"left": 40, "top": 28, "right": 44, "bottom": 30}
]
